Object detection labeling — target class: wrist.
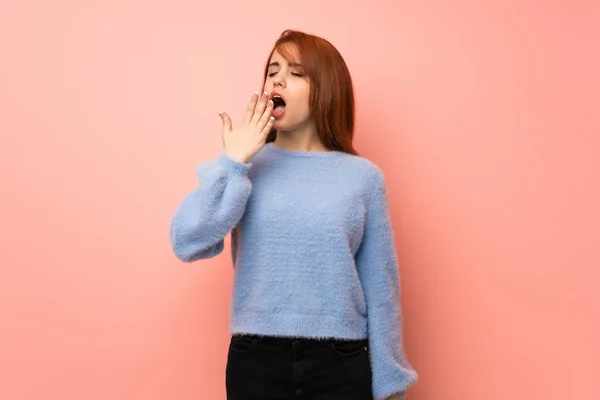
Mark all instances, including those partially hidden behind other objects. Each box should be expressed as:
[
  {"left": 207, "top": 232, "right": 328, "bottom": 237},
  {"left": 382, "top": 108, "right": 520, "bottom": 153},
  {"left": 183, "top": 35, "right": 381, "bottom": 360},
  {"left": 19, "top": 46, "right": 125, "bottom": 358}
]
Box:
[{"left": 224, "top": 150, "right": 248, "bottom": 164}]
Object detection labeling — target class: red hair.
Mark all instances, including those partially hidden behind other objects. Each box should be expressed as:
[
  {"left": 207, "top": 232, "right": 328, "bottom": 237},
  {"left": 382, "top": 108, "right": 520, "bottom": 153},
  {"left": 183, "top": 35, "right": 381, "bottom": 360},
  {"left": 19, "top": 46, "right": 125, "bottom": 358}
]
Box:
[{"left": 262, "top": 30, "right": 358, "bottom": 156}]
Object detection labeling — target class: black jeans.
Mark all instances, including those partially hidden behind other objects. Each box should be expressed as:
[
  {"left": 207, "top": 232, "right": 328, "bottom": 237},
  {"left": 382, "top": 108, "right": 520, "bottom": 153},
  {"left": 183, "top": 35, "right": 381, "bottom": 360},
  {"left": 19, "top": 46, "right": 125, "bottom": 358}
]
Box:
[{"left": 225, "top": 334, "right": 373, "bottom": 400}]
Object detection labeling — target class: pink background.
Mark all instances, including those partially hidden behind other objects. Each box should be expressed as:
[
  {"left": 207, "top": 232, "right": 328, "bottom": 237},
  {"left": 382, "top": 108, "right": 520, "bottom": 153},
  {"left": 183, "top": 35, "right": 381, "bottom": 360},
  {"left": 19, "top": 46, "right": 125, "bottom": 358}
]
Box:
[{"left": 1, "top": 1, "right": 599, "bottom": 399}]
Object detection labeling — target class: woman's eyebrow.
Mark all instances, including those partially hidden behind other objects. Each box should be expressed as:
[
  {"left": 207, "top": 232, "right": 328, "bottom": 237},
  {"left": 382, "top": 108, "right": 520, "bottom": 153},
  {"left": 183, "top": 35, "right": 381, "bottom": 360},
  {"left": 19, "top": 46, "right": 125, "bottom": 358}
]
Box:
[{"left": 268, "top": 61, "right": 304, "bottom": 68}]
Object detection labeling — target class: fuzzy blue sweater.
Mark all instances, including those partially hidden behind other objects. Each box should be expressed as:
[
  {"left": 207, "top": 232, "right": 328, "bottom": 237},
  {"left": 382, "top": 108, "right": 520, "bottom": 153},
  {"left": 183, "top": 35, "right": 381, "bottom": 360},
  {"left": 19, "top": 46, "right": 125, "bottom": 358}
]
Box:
[{"left": 169, "top": 142, "right": 418, "bottom": 399}]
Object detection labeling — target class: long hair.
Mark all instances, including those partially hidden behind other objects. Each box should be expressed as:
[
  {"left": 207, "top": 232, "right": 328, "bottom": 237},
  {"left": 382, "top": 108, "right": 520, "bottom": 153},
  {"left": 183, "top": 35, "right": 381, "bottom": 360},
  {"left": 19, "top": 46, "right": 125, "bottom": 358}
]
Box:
[{"left": 262, "top": 30, "right": 358, "bottom": 156}]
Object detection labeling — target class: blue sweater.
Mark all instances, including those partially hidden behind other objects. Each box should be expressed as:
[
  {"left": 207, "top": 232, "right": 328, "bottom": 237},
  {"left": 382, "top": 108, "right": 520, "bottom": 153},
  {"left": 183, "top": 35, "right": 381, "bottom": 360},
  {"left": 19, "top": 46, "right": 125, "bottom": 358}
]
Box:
[{"left": 170, "top": 142, "right": 418, "bottom": 399}]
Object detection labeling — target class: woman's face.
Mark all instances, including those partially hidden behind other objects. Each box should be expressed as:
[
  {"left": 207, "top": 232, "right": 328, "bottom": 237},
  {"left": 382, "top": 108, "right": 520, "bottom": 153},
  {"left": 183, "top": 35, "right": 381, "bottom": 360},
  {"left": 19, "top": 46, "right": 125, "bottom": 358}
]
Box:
[{"left": 263, "top": 46, "right": 312, "bottom": 133}]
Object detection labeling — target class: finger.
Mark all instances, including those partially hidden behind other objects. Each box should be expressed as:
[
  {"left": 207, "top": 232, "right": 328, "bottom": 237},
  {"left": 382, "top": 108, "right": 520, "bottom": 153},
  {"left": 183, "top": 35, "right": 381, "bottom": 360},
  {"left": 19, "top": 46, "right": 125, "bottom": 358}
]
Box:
[
  {"left": 252, "top": 91, "right": 269, "bottom": 124},
  {"left": 219, "top": 111, "right": 232, "bottom": 133},
  {"left": 257, "top": 99, "right": 274, "bottom": 129},
  {"left": 260, "top": 116, "right": 275, "bottom": 137},
  {"left": 243, "top": 92, "right": 260, "bottom": 125}
]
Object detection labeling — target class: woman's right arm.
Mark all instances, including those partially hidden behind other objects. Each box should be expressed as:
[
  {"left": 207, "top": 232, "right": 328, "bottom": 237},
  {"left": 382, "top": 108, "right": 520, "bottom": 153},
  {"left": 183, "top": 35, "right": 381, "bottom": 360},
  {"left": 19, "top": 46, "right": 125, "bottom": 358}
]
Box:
[
  {"left": 169, "top": 91, "right": 275, "bottom": 262},
  {"left": 169, "top": 153, "right": 252, "bottom": 261}
]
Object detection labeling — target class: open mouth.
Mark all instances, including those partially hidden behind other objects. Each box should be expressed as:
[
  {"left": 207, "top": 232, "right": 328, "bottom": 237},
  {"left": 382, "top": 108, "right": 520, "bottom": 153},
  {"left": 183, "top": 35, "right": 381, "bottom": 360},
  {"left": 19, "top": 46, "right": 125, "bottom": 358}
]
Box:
[{"left": 270, "top": 92, "right": 287, "bottom": 118}]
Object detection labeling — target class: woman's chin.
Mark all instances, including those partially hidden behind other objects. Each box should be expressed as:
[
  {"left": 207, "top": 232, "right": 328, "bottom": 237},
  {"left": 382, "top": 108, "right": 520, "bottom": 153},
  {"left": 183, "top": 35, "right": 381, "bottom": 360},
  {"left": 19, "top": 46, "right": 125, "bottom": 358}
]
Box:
[{"left": 273, "top": 119, "right": 288, "bottom": 131}]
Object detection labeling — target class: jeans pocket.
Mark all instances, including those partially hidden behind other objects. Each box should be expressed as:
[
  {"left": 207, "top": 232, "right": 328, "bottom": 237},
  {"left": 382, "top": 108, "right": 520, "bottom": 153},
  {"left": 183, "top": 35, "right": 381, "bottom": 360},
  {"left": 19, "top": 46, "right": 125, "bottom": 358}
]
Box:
[{"left": 332, "top": 339, "right": 368, "bottom": 358}]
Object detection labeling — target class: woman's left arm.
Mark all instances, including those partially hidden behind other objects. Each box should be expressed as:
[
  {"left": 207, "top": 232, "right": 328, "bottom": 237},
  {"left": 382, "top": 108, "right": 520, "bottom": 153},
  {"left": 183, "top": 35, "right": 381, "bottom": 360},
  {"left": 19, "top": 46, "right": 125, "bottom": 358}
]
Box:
[{"left": 355, "top": 166, "right": 418, "bottom": 400}]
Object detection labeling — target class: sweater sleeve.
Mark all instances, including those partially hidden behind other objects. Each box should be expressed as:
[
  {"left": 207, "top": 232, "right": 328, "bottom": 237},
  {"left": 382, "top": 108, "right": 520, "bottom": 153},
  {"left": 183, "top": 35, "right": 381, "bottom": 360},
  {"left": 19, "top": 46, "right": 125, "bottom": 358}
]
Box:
[
  {"left": 169, "top": 152, "right": 253, "bottom": 262},
  {"left": 355, "top": 168, "right": 418, "bottom": 400}
]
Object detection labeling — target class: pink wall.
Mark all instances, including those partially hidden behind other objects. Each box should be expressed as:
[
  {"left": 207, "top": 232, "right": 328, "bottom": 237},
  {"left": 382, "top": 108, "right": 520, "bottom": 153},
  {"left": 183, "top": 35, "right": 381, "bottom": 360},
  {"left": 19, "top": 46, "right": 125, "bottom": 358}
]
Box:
[{"left": 1, "top": 1, "right": 598, "bottom": 399}]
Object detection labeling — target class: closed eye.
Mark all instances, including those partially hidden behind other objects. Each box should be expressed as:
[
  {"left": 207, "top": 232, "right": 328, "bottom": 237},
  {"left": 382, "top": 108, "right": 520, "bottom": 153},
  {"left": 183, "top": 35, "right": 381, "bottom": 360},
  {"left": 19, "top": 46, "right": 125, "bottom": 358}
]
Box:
[{"left": 267, "top": 72, "right": 304, "bottom": 77}]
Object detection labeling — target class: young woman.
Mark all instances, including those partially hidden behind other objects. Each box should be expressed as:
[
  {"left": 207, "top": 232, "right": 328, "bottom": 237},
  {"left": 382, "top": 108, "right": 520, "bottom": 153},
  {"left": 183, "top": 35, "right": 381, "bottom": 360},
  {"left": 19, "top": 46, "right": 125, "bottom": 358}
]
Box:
[{"left": 170, "top": 29, "right": 418, "bottom": 400}]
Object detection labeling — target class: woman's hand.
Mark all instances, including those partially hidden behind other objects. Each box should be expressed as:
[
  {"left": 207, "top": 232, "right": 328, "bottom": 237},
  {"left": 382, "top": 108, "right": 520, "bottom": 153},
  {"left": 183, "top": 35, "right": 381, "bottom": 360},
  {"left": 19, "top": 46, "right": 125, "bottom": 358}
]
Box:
[{"left": 219, "top": 91, "right": 275, "bottom": 164}]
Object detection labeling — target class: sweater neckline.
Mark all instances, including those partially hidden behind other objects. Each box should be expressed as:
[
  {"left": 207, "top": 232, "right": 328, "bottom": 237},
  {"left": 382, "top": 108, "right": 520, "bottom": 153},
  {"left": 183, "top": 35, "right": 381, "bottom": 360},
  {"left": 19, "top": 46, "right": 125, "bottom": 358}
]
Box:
[{"left": 266, "top": 142, "right": 344, "bottom": 158}]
